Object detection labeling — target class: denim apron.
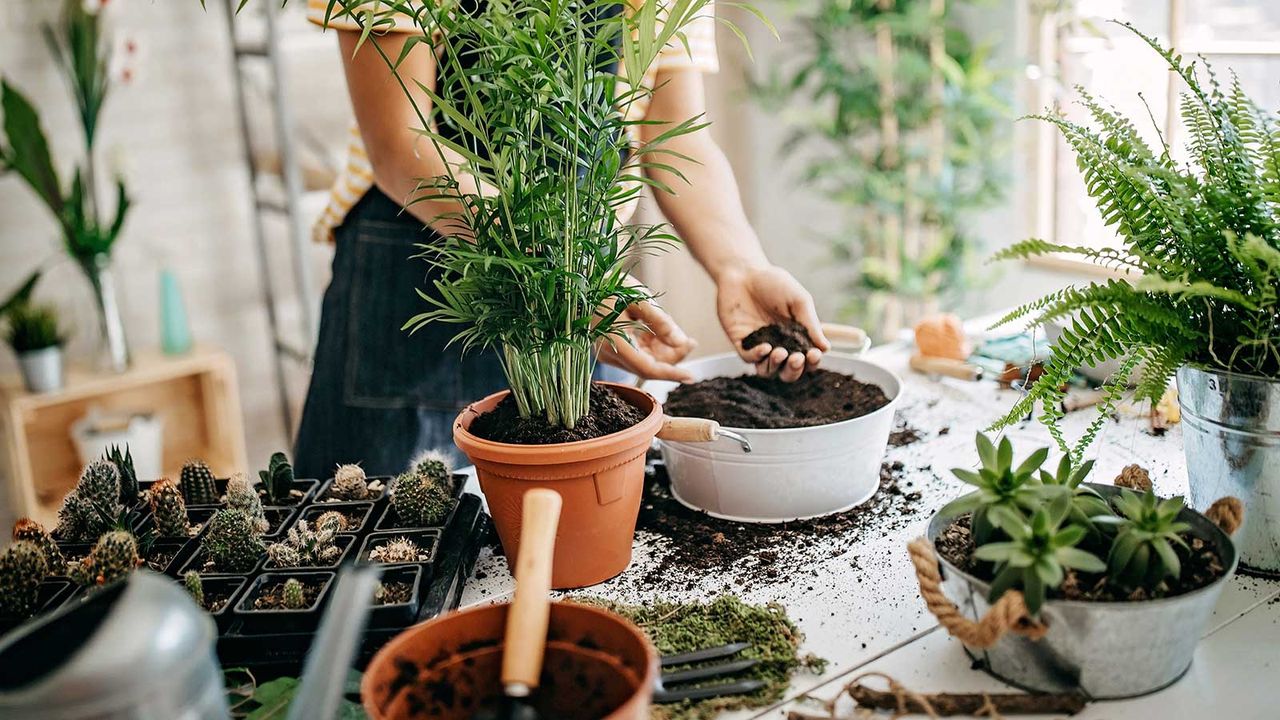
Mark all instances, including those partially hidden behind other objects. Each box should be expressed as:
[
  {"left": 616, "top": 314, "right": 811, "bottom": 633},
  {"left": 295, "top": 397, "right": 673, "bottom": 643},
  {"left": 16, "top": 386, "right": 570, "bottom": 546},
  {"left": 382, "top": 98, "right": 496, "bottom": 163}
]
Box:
[{"left": 294, "top": 4, "right": 628, "bottom": 478}]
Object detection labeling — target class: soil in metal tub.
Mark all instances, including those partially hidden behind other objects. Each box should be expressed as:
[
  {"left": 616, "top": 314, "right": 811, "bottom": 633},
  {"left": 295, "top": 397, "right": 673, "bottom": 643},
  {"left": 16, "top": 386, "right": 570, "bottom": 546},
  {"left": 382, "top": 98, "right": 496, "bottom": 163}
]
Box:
[{"left": 664, "top": 369, "right": 889, "bottom": 429}]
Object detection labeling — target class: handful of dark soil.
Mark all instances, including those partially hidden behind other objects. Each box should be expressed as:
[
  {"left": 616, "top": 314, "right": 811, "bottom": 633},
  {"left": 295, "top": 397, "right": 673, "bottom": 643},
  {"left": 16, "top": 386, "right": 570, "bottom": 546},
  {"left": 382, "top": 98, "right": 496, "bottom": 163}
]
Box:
[
  {"left": 741, "top": 321, "right": 815, "bottom": 355},
  {"left": 469, "top": 384, "right": 645, "bottom": 444},
  {"left": 664, "top": 369, "right": 889, "bottom": 429}
]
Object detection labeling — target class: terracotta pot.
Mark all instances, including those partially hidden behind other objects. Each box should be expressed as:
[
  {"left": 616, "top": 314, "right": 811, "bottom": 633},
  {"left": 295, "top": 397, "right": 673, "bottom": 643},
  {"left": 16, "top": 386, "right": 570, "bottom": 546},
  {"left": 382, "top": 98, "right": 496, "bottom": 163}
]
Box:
[
  {"left": 362, "top": 601, "right": 657, "bottom": 720},
  {"left": 454, "top": 382, "right": 661, "bottom": 588}
]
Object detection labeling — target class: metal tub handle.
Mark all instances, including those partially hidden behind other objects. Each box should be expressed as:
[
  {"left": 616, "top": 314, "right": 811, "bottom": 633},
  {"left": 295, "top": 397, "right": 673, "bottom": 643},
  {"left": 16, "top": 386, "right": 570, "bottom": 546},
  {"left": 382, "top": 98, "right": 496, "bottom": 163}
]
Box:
[{"left": 658, "top": 416, "right": 752, "bottom": 453}]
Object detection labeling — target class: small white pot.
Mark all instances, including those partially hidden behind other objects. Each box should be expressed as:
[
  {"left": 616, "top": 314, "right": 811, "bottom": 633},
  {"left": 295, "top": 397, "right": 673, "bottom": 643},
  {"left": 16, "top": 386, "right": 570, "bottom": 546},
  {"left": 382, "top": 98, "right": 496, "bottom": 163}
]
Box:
[
  {"left": 71, "top": 411, "right": 165, "bottom": 481},
  {"left": 648, "top": 353, "right": 902, "bottom": 523},
  {"left": 17, "top": 346, "right": 64, "bottom": 394}
]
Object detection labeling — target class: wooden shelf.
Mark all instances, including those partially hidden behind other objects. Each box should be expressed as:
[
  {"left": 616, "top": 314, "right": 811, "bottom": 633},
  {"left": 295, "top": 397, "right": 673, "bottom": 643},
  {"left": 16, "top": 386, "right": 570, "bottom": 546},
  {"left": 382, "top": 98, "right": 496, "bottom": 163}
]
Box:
[{"left": 0, "top": 346, "right": 248, "bottom": 528}]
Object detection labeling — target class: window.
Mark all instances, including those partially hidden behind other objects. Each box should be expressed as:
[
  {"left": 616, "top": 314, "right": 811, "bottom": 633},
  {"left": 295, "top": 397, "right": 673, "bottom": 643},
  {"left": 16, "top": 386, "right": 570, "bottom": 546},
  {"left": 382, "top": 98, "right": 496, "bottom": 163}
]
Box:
[{"left": 1026, "top": 0, "right": 1280, "bottom": 273}]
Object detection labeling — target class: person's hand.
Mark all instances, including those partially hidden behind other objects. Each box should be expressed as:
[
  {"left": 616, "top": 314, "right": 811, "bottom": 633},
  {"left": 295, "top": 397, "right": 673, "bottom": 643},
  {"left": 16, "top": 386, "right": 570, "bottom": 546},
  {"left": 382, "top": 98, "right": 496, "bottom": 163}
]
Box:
[
  {"left": 596, "top": 297, "right": 697, "bottom": 383},
  {"left": 717, "top": 264, "right": 831, "bottom": 382}
]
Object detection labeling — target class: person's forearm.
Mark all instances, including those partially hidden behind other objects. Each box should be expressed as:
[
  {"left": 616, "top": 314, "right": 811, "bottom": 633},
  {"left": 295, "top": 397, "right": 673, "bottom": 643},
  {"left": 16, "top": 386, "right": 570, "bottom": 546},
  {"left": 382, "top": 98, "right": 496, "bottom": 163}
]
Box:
[{"left": 649, "top": 133, "right": 769, "bottom": 282}]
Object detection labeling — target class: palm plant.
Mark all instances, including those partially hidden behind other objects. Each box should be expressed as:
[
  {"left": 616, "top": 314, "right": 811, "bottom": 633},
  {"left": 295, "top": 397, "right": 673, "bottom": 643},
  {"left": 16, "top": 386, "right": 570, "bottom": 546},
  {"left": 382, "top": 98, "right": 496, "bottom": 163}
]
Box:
[
  {"left": 322, "top": 0, "right": 740, "bottom": 429},
  {"left": 991, "top": 23, "right": 1280, "bottom": 453}
]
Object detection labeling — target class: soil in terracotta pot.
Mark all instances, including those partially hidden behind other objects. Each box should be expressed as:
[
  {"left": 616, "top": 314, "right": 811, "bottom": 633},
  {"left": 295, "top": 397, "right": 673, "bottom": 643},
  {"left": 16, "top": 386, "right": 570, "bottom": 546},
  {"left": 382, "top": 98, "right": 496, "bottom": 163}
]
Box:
[
  {"left": 374, "top": 581, "right": 413, "bottom": 606},
  {"left": 741, "top": 321, "right": 815, "bottom": 355},
  {"left": 664, "top": 369, "right": 889, "bottom": 429},
  {"left": 935, "top": 515, "right": 1228, "bottom": 602},
  {"left": 469, "top": 384, "right": 645, "bottom": 444},
  {"left": 252, "top": 578, "right": 323, "bottom": 610}
]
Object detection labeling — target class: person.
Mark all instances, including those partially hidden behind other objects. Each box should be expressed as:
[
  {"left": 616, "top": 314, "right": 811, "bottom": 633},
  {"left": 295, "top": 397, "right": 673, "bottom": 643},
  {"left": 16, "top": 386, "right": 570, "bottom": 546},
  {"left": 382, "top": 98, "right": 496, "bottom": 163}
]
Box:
[{"left": 293, "top": 0, "right": 831, "bottom": 478}]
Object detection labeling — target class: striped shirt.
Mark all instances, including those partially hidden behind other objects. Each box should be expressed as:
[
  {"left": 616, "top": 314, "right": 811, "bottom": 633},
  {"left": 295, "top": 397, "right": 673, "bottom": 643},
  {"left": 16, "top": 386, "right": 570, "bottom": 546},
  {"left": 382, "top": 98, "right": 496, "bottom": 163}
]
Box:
[{"left": 306, "top": 0, "right": 719, "bottom": 242}]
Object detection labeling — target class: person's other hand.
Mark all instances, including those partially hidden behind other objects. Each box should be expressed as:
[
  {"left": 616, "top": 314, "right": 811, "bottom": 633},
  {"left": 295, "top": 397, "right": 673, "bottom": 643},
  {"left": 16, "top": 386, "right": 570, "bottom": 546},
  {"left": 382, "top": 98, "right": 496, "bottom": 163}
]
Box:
[
  {"left": 717, "top": 265, "right": 830, "bottom": 382},
  {"left": 596, "top": 298, "right": 697, "bottom": 383}
]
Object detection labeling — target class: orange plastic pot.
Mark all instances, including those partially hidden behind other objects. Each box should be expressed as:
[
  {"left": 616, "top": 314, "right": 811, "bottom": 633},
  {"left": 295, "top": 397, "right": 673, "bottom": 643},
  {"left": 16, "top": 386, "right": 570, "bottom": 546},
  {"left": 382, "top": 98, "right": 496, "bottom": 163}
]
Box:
[
  {"left": 454, "top": 382, "right": 661, "bottom": 588},
  {"left": 362, "top": 601, "right": 657, "bottom": 720}
]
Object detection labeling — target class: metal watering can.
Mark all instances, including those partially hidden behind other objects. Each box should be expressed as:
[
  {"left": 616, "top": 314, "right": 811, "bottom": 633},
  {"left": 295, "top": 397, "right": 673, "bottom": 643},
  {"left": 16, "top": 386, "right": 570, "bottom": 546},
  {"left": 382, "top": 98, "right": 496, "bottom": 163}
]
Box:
[{"left": 0, "top": 570, "right": 228, "bottom": 719}]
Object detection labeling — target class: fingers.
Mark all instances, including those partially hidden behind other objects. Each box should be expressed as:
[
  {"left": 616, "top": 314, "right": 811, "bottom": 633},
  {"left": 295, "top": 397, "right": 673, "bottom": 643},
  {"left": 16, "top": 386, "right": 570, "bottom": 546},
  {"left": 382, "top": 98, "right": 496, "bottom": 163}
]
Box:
[
  {"left": 778, "top": 352, "right": 806, "bottom": 382},
  {"left": 598, "top": 336, "right": 694, "bottom": 384},
  {"left": 630, "top": 300, "right": 694, "bottom": 354},
  {"left": 789, "top": 293, "right": 831, "bottom": 352},
  {"left": 742, "top": 342, "right": 772, "bottom": 364}
]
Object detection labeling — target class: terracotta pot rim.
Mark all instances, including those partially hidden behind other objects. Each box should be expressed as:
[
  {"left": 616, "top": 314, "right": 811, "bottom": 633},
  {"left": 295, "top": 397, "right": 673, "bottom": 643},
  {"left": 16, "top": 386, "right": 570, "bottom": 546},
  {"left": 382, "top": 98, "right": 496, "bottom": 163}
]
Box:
[{"left": 453, "top": 381, "right": 663, "bottom": 453}]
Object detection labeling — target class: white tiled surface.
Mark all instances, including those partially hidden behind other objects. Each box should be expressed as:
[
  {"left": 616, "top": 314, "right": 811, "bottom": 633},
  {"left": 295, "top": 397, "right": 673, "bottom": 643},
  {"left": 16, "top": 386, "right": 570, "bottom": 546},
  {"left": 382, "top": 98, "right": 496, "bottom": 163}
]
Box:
[{"left": 457, "top": 344, "right": 1280, "bottom": 718}]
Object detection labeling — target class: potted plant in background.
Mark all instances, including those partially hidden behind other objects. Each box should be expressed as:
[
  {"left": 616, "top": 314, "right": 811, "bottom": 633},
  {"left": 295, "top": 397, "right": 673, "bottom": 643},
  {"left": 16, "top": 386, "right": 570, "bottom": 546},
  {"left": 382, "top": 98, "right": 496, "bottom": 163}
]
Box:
[
  {"left": 991, "top": 24, "right": 1280, "bottom": 573},
  {"left": 0, "top": 0, "right": 133, "bottom": 371},
  {"left": 323, "top": 0, "right": 752, "bottom": 587},
  {"left": 2, "top": 271, "right": 68, "bottom": 394}
]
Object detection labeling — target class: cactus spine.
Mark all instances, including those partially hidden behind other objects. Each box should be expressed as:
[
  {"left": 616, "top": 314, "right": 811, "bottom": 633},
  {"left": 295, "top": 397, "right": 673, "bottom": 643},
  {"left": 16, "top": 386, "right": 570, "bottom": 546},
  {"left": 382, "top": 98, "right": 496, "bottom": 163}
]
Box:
[
  {"left": 330, "top": 463, "right": 368, "bottom": 501},
  {"left": 258, "top": 452, "right": 296, "bottom": 505},
  {"left": 312, "top": 510, "right": 350, "bottom": 533},
  {"left": 392, "top": 451, "right": 454, "bottom": 527},
  {"left": 72, "top": 531, "right": 139, "bottom": 588},
  {"left": 180, "top": 459, "right": 219, "bottom": 505},
  {"left": 368, "top": 536, "right": 425, "bottom": 564},
  {"left": 281, "top": 578, "right": 306, "bottom": 609},
  {"left": 183, "top": 571, "right": 205, "bottom": 607},
  {"left": 150, "top": 479, "right": 190, "bottom": 538},
  {"left": 55, "top": 460, "right": 124, "bottom": 542},
  {"left": 105, "top": 444, "right": 139, "bottom": 506},
  {"left": 13, "top": 518, "right": 64, "bottom": 571},
  {"left": 203, "top": 510, "right": 266, "bottom": 573},
  {"left": 266, "top": 519, "right": 341, "bottom": 568},
  {"left": 226, "top": 473, "right": 269, "bottom": 534},
  {"left": 0, "top": 541, "right": 50, "bottom": 618}
]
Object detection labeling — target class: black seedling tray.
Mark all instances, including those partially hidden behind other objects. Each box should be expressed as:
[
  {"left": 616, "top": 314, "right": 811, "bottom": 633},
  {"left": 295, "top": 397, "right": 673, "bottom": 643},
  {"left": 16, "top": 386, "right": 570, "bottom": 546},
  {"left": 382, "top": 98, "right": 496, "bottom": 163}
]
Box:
[{"left": 213, "top": 492, "right": 488, "bottom": 676}]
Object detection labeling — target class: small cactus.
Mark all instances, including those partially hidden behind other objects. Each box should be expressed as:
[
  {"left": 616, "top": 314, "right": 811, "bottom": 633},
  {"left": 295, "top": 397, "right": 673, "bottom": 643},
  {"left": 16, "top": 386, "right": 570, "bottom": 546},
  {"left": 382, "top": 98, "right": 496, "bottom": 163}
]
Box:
[
  {"left": 180, "top": 459, "right": 219, "bottom": 505},
  {"left": 368, "top": 536, "right": 425, "bottom": 564},
  {"left": 226, "top": 473, "right": 269, "bottom": 534},
  {"left": 410, "top": 449, "right": 452, "bottom": 482},
  {"left": 391, "top": 469, "right": 453, "bottom": 527},
  {"left": 266, "top": 520, "right": 342, "bottom": 568},
  {"left": 72, "top": 531, "right": 140, "bottom": 588},
  {"left": 203, "top": 510, "right": 266, "bottom": 573},
  {"left": 330, "top": 463, "right": 368, "bottom": 501},
  {"left": 13, "top": 518, "right": 64, "bottom": 571},
  {"left": 105, "top": 444, "right": 139, "bottom": 506},
  {"left": 183, "top": 571, "right": 204, "bottom": 607},
  {"left": 150, "top": 479, "right": 190, "bottom": 538},
  {"left": 258, "top": 452, "right": 296, "bottom": 505},
  {"left": 0, "top": 541, "right": 50, "bottom": 618},
  {"left": 281, "top": 578, "right": 307, "bottom": 609},
  {"left": 312, "top": 510, "right": 349, "bottom": 533},
  {"left": 55, "top": 460, "right": 124, "bottom": 542}
]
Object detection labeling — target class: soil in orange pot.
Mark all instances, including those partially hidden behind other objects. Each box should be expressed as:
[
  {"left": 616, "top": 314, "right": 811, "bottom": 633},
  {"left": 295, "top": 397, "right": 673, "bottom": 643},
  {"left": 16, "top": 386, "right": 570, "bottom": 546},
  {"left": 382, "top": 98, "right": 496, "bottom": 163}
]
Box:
[{"left": 468, "top": 384, "right": 645, "bottom": 444}]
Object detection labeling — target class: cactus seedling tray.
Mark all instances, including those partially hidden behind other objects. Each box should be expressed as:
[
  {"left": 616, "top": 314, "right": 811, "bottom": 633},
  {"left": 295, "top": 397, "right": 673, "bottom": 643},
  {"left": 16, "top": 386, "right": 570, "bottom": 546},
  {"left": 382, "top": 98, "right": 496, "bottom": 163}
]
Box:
[{"left": 212, "top": 492, "right": 487, "bottom": 676}]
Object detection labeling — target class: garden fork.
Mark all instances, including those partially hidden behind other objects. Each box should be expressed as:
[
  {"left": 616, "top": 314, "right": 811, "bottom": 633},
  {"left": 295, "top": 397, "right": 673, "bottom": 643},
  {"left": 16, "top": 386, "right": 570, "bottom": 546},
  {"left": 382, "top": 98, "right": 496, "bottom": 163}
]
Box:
[{"left": 654, "top": 642, "right": 766, "bottom": 704}]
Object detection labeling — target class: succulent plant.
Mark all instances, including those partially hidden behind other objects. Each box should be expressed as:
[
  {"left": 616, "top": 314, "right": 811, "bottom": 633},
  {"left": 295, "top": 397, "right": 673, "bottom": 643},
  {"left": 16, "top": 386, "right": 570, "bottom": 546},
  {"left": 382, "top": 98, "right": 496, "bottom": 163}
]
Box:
[
  {"left": 180, "top": 459, "right": 219, "bottom": 505},
  {"left": 150, "top": 478, "right": 190, "bottom": 538},
  {"left": 330, "top": 463, "right": 368, "bottom": 501},
  {"left": 266, "top": 520, "right": 341, "bottom": 568},
  {"left": 13, "top": 518, "right": 64, "bottom": 571},
  {"left": 312, "top": 510, "right": 350, "bottom": 533},
  {"left": 183, "top": 571, "right": 204, "bottom": 608},
  {"left": 0, "top": 541, "right": 50, "bottom": 618},
  {"left": 1096, "top": 489, "right": 1193, "bottom": 590},
  {"left": 104, "top": 444, "right": 139, "bottom": 506},
  {"left": 72, "top": 531, "right": 140, "bottom": 588},
  {"left": 940, "top": 433, "right": 1062, "bottom": 544},
  {"left": 226, "top": 472, "right": 268, "bottom": 534},
  {"left": 202, "top": 510, "right": 266, "bottom": 573},
  {"left": 368, "top": 536, "right": 425, "bottom": 564},
  {"left": 281, "top": 578, "right": 307, "bottom": 610},
  {"left": 1037, "top": 455, "right": 1112, "bottom": 538},
  {"left": 391, "top": 455, "right": 454, "bottom": 527},
  {"left": 258, "top": 451, "right": 296, "bottom": 505},
  {"left": 55, "top": 460, "right": 124, "bottom": 542}
]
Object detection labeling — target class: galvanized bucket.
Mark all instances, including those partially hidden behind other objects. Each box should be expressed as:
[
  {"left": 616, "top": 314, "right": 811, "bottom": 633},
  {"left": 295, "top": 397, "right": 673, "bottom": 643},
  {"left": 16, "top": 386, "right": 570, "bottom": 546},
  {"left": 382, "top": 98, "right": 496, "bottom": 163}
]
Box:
[
  {"left": 1178, "top": 365, "right": 1280, "bottom": 573},
  {"left": 926, "top": 484, "right": 1238, "bottom": 699}
]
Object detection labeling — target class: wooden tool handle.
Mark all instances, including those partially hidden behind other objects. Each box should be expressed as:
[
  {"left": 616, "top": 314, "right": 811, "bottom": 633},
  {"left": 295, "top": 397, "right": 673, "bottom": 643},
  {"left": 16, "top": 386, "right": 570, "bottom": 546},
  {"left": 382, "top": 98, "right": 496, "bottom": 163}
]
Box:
[
  {"left": 501, "top": 488, "right": 562, "bottom": 692},
  {"left": 822, "top": 323, "right": 869, "bottom": 351},
  {"left": 658, "top": 416, "right": 721, "bottom": 443},
  {"left": 909, "top": 354, "right": 983, "bottom": 381}
]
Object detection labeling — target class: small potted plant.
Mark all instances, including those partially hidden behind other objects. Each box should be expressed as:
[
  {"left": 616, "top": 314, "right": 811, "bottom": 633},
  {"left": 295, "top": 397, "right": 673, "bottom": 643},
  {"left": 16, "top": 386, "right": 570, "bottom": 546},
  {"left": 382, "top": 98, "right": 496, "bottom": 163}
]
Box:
[
  {"left": 234, "top": 572, "right": 334, "bottom": 633},
  {"left": 4, "top": 302, "right": 67, "bottom": 394},
  {"left": 314, "top": 463, "right": 388, "bottom": 504},
  {"left": 180, "top": 509, "right": 266, "bottom": 577},
  {"left": 912, "top": 433, "right": 1242, "bottom": 698},
  {"left": 262, "top": 518, "right": 353, "bottom": 571},
  {"left": 377, "top": 454, "right": 457, "bottom": 531},
  {"left": 257, "top": 451, "right": 318, "bottom": 507},
  {"left": 181, "top": 571, "right": 245, "bottom": 631},
  {"left": 0, "top": 539, "right": 71, "bottom": 633},
  {"left": 367, "top": 566, "right": 422, "bottom": 629},
  {"left": 357, "top": 532, "right": 439, "bottom": 567},
  {"left": 990, "top": 24, "right": 1280, "bottom": 573}
]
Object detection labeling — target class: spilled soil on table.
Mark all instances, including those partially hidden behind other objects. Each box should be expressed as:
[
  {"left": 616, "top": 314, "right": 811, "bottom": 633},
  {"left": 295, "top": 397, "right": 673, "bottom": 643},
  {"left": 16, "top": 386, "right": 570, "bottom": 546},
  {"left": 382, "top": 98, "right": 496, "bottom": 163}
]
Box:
[
  {"left": 633, "top": 460, "right": 923, "bottom": 591},
  {"left": 664, "top": 369, "right": 889, "bottom": 429}
]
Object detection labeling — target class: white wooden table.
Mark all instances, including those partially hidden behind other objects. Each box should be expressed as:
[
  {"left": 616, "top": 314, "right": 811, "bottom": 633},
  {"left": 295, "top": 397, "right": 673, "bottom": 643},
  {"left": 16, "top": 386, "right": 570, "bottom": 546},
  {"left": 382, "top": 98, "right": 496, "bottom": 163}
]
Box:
[{"left": 456, "top": 344, "right": 1280, "bottom": 719}]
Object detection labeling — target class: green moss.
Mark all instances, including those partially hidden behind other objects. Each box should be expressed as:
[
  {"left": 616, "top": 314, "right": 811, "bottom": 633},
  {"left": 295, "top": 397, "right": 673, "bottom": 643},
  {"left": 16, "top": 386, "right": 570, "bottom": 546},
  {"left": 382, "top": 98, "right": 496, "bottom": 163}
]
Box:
[{"left": 573, "top": 595, "right": 825, "bottom": 720}]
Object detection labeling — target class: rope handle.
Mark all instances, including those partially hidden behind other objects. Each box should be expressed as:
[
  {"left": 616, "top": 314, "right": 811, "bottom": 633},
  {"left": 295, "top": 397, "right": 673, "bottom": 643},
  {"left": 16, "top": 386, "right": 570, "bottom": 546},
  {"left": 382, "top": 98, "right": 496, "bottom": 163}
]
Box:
[
  {"left": 908, "top": 537, "right": 1048, "bottom": 649},
  {"left": 1205, "top": 496, "right": 1244, "bottom": 536}
]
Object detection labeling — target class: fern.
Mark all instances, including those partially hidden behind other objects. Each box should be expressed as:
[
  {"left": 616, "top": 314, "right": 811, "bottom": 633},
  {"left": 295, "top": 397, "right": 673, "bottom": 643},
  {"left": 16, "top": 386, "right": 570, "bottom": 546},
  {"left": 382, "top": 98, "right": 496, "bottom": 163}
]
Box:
[{"left": 993, "top": 23, "right": 1280, "bottom": 454}]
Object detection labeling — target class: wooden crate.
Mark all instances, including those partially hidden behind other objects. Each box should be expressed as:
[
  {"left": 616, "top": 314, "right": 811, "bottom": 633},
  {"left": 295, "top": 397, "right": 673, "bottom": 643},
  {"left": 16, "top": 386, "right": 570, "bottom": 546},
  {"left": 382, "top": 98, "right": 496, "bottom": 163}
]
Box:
[{"left": 0, "top": 346, "right": 248, "bottom": 529}]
